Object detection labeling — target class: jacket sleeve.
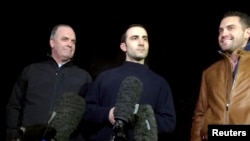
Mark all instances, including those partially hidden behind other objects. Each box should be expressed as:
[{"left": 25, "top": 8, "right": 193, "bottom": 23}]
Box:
[
  {"left": 190, "top": 73, "right": 208, "bottom": 141},
  {"left": 155, "top": 79, "right": 176, "bottom": 135},
  {"left": 83, "top": 79, "right": 112, "bottom": 125},
  {"left": 6, "top": 68, "right": 28, "bottom": 140}
]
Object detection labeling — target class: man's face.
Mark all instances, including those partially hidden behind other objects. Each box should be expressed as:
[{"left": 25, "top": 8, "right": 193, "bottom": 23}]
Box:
[
  {"left": 121, "top": 26, "right": 149, "bottom": 63},
  {"left": 50, "top": 26, "right": 76, "bottom": 63},
  {"left": 218, "top": 16, "right": 249, "bottom": 52}
]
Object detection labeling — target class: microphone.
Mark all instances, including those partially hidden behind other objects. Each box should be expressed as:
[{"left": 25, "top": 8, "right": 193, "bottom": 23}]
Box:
[
  {"left": 50, "top": 92, "right": 85, "bottom": 141},
  {"left": 111, "top": 76, "right": 143, "bottom": 141},
  {"left": 19, "top": 104, "right": 57, "bottom": 141},
  {"left": 19, "top": 124, "right": 56, "bottom": 141},
  {"left": 132, "top": 104, "right": 158, "bottom": 141}
]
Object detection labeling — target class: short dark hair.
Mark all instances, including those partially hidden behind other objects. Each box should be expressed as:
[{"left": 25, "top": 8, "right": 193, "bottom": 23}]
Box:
[
  {"left": 120, "top": 24, "right": 147, "bottom": 43},
  {"left": 223, "top": 11, "right": 250, "bottom": 29}
]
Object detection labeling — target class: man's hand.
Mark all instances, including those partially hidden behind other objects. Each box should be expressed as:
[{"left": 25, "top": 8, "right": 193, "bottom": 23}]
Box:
[{"left": 109, "top": 107, "right": 115, "bottom": 125}]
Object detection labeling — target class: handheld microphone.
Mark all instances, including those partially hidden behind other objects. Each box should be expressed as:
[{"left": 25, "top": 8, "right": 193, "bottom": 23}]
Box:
[
  {"left": 19, "top": 109, "right": 57, "bottom": 141},
  {"left": 19, "top": 124, "right": 56, "bottom": 141},
  {"left": 50, "top": 92, "right": 85, "bottom": 141},
  {"left": 111, "top": 76, "right": 143, "bottom": 141},
  {"left": 132, "top": 104, "right": 158, "bottom": 141}
]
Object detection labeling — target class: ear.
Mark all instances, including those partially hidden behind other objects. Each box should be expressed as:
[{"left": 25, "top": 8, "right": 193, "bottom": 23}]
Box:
[
  {"left": 50, "top": 39, "right": 54, "bottom": 48},
  {"left": 120, "top": 43, "right": 127, "bottom": 52},
  {"left": 247, "top": 28, "right": 250, "bottom": 37}
]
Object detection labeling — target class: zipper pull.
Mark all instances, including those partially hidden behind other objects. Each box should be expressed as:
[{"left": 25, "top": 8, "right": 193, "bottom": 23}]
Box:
[{"left": 226, "top": 103, "right": 229, "bottom": 111}]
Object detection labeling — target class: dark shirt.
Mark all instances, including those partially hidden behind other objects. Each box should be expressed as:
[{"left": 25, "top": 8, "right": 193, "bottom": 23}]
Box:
[{"left": 84, "top": 61, "right": 176, "bottom": 141}]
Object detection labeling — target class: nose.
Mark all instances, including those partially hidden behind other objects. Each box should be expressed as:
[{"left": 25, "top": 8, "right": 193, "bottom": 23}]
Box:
[
  {"left": 67, "top": 41, "right": 74, "bottom": 48},
  {"left": 220, "top": 29, "right": 230, "bottom": 37},
  {"left": 138, "top": 38, "right": 144, "bottom": 45}
]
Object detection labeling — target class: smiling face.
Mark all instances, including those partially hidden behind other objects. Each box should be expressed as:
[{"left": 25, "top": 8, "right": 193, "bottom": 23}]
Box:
[
  {"left": 218, "top": 16, "right": 249, "bottom": 52},
  {"left": 50, "top": 25, "right": 76, "bottom": 64},
  {"left": 120, "top": 26, "right": 149, "bottom": 64}
]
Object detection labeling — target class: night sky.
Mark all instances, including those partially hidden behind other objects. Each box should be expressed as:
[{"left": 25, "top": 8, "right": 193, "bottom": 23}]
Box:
[{"left": 2, "top": 3, "right": 250, "bottom": 140}]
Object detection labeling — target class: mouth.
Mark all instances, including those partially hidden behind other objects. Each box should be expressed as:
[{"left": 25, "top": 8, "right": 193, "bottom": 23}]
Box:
[
  {"left": 220, "top": 39, "right": 232, "bottom": 44},
  {"left": 136, "top": 48, "right": 145, "bottom": 51}
]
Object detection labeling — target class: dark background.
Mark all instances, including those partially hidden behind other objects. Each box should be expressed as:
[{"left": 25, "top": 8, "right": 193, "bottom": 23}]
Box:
[{"left": 1, "top": 2, "right": 250, "bottom": 140}]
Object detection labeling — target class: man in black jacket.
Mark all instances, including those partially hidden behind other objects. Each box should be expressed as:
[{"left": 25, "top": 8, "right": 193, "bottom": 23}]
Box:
[{"left": 6, "top": 24, "right": 92, "bottom": 141}]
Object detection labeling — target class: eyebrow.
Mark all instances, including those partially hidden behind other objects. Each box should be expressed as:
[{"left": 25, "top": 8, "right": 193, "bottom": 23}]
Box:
[
  {"left": 219, "top": 24, "right": 236, "bottom": 30},
  {"left": 61, "top": 36, "right": 76, "bottom": 43},
  {"left": 220, "top": 24, "right": 236, "bottom": 28},
  {"left": 130, "top": 35, "right": 148, "bottom": 38}
]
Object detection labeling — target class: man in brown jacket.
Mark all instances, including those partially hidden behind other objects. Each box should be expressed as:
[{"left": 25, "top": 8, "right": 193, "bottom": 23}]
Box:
[{"left": 190, "top": 11, "right": 250, "bottom": 141}]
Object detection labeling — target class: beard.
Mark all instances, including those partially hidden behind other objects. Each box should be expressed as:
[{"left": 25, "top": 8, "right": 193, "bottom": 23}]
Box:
[{"left": 219, "top": 33, "right": 247, "bottom": 52}]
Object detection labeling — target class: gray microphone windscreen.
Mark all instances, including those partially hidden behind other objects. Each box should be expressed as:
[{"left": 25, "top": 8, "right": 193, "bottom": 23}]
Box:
[
  {"left": 133, "top": 104, "right": 158, "bottom": 141},
  {"left": 50, "top": 92, "right": 85, "bottom": 141},
  {"left": 114, "top": 76, "right": 143, "bottom": 123}
]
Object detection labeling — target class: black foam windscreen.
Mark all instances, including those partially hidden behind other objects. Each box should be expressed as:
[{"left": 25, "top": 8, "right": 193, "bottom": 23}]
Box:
[
  {"left": 132, "top": 104, "right": 158, "bottom": 141},
  {"left": 50, "top": 92, "right": 85, "bottom": 141},
  {"left": 114, "top": 76, "right": 143, "bottom": 123}
]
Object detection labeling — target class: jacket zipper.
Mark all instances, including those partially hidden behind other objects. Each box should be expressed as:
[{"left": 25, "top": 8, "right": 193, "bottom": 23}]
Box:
[{"left": 225, "top": 59, "right": 238, "bottom": 123}]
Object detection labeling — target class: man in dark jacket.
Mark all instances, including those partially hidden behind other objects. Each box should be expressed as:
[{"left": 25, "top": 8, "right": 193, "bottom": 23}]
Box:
[{"left": 6, "top": 24, "right": 92, "bottom": 141}]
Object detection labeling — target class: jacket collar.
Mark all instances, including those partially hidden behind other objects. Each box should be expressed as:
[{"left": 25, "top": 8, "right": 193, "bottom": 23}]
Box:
[
  {"left": 47, "top": 54, "right": 74, "bottom": 68},
  {"left": 245, "top": 41, "right": 250, "bottom": 51}
]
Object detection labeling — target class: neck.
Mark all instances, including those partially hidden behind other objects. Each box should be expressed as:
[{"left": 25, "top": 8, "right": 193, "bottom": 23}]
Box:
[{"left": 230, "top": 54, "right": 238, "bottom": 63}]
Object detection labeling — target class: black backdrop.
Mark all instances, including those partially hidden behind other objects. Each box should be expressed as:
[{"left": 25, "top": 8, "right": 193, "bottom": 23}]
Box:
[{"left": 2, "top": 2, "right": 249, "bottom": 140}]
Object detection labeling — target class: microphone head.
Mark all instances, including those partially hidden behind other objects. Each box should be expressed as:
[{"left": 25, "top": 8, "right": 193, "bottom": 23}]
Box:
[
  {"left": 50, "top": 92, "right": 85, "bottom": 141},
  {"left": 114, "top": 76, "right": 143, "bottom": 123},
  {"left": 132, "top": 104, "right": 158, "bottom": 141}
]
